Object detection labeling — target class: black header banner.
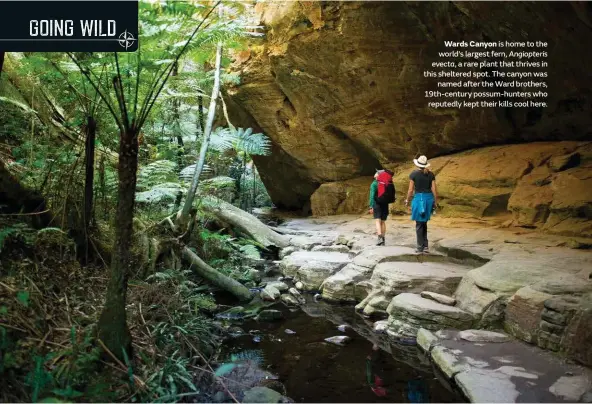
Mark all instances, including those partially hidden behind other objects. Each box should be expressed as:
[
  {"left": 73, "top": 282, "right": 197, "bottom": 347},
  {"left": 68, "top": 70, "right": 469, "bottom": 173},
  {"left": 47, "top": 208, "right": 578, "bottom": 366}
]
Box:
[{"left": 0, "top": 1, "right": 138, "bottom": 52}]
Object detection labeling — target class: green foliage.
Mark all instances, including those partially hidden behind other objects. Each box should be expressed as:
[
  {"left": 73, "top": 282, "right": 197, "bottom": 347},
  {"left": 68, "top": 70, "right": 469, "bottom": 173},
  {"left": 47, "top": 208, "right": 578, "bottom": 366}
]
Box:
[
  {"left": 239, "top": 244, "right": 261, "bottom": 260},
  {"left": 137, "top": 160, "right": 178, "bottom": 191},
  {"left": 16, "top": 291, "right": 29, "bottom": 308},
  {"left": 210, "top": 127, "right": 272, "bottom": 156},
  {"left": 144, "top": 352, "right": 198, "bottom": 403},
  {"left": 214, "top": 349, "right": 264, "bottom": 381},
  {"left": 21, "top": 328, "right": 104, "bottom": 402},
  {"left": 0, "top": 223, "right": 36, "bottom": 253},
  {"left": 196, "top": 229, "right": 232, "bottom": 262},
  {"left": 146, "top": 269, "right": 217, "bottom": 356}
]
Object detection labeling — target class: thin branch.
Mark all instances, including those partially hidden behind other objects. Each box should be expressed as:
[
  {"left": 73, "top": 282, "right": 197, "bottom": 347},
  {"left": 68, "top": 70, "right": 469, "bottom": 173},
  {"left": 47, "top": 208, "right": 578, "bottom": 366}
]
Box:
[
  {"left": 98, "top": 339, "right": 147, "bottom": 390},
  {"left": 132, "top": 43, "right": 141, "bottom": 127},
  {"left": 0, "top": 209, "right": 50, "bottom": 216},
  {"left": 66, "top": 53, "right": 124, "bottom": 132},
  {"left": 219, "top": 93, "right": 235, "bottom": 131},
  {"left": 48, "top": 60, "right": 90, "bottom": 115},
  {"left": 114, "top": 52, "right": 130, "bottom": 129}
]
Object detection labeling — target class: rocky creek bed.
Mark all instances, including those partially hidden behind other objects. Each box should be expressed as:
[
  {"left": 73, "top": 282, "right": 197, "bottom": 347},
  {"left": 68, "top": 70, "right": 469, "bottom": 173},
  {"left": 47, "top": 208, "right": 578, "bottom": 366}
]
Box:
[
  {"left": 213, "top": 297, "right": 463, "bottom": 403},
  {"left": 207, "top": 214, "right": 592, "bottom": 402}
]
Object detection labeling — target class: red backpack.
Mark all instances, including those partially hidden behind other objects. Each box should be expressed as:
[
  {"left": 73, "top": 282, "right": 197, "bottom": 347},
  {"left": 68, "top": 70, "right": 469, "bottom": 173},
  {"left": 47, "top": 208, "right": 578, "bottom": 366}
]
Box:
[{"left": 376, "top": 170, "right": 396, "bottom": 204}]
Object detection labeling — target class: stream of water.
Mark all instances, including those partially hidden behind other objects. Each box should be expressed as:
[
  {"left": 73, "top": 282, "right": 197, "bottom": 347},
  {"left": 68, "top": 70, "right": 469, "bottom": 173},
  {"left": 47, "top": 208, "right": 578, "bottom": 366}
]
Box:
[{"left": 215, "top": 296, "right": 465, "bottom": 403}]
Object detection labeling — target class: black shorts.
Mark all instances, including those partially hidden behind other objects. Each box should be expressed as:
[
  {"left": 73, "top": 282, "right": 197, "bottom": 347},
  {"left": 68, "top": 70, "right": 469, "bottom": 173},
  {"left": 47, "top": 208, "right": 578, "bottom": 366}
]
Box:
[{"left": 373, "top": 203, "right": 389, "bottom": 220}]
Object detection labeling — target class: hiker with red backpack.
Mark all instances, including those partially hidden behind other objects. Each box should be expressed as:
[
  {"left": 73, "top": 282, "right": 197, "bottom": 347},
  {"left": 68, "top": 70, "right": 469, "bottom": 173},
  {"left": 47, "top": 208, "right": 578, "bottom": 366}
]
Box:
[{"left": 368, "top": 169, "right": 396, "bottom": 246}]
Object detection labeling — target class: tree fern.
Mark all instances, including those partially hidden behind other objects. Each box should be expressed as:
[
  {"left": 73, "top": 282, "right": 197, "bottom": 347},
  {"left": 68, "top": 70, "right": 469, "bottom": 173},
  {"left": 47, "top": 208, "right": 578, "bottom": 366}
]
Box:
[
  {"left": 210, "top": 127, "right": 271, "bottom": 156},
  {"left": 137, "top": 160, "right": 178, "bottom": 190}
]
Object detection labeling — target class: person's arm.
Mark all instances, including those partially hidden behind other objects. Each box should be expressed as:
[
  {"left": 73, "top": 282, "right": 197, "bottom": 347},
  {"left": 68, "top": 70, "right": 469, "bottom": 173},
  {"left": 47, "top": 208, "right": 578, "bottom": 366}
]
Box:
[
  {"left": 405, "top": 180, "right": 414, "bottom": 206},
  {"left": 369, "top": 181, "right": 377, "bottom": 208},
  {"left": 431, "top": 178, "right": 438, "bottom": 207}
]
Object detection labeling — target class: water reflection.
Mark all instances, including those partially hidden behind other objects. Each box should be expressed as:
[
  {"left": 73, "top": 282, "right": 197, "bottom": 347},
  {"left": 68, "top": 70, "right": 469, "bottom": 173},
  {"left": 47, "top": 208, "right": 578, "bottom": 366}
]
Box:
[{"left": 217, "top": 298, "right": 461, "bottom": 403}]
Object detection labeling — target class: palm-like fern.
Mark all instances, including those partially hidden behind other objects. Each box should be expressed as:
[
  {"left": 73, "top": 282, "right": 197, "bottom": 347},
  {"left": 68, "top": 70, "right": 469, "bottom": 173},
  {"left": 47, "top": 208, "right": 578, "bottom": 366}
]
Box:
[{"left": 210, "top": 127, "right": 271, "bottom": 156}]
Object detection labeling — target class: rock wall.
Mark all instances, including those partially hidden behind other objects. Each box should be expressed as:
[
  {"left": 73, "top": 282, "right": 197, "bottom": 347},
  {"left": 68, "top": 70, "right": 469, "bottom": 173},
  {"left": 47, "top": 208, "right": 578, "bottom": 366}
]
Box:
[
  {"left": 228, "top": 1, "right": 592, "bottom": 215},
  {"left": 310, "top": 142, "right": 592, "bottom": 236}
]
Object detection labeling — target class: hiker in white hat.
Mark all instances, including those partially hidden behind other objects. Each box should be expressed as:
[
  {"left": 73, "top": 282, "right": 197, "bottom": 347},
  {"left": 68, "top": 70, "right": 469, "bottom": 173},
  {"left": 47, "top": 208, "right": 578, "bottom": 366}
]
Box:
[{"left": 404, "top": 155, "right": 438, "bottom": 253}]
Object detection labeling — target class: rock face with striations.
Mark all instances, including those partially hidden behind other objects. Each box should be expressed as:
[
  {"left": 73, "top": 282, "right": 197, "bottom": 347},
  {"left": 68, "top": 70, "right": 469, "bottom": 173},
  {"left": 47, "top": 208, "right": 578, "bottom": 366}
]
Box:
[{"left": 227, "top": 1, "right": 592, "bottom": 224}]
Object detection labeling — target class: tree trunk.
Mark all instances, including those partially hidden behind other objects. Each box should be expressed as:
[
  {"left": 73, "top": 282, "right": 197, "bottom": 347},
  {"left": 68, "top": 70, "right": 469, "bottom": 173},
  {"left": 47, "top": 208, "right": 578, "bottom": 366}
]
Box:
[
  {"left": 0, "top": 52, "right": 5, "bottom": 79},
  {"left": 179, "top": 11, "right": 223, "bottom": 225},
  {"left": 171, "top": 62, "right": 184, "bottom": 172},
  {"left": 84, "top": 116, "right": 96, "bottom": 230},
  {"left": 82, "top": 116, "right": 97, "bottom": 263},
  {"left": 202, "top": 196, "right": 289, "bottom": 249},
  {"left": 97, "top": 128, "right": 138, "bottom": 361},
  {"left": 182, "top": 247, "right": 252, "bottom": 302},
  {"left": 198, "top": 95, "right": 204, "bottom": 135},
  {"left": 251, "top": 163, "right": 256, "bottom": 212}
]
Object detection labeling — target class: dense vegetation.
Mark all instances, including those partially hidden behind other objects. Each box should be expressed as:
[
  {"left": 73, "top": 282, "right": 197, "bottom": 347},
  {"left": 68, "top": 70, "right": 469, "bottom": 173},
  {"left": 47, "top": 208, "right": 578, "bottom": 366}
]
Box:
[{"left": 0, "top": 2, "right": 276, "bottom": 401}]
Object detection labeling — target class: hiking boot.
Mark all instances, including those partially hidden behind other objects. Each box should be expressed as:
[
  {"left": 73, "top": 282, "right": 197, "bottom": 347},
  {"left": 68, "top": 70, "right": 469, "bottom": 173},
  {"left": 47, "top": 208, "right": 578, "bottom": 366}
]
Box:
[
  {"left": 376, "top": 236, "right": 385, "bottom": 246},
  {"left": 415, "top": 247, "right": 423, "bottom": 253}
]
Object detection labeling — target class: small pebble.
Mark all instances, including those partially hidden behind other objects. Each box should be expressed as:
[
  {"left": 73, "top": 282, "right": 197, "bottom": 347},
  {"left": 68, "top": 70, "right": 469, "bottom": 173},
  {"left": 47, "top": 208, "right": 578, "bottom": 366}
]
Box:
[
  {"left": 249, "top": 329, "right": 261, "bottom": 335},
  {"left": 313, "top": 294, "right": 322, "bottom": 301},
  {"left": 285, "top": 329, "right": 296, "bottom": 335},
  {"left": 277, "top": 276, "right": 285, "bottom": 281},
  {"left": 337, "top": 325, "right": 348, "bottom": 332},
  {"left": 295, "top": 282, "right": 304, "bottom": 290},
  {"left": 324, "top": 335, "right": 351, "bottom": 346},
  {"left": 253, "top": 335, "right": 262, "bottom": 343},
  {"left": 398, "top": 337, "right": 417, "bottom": 346}
]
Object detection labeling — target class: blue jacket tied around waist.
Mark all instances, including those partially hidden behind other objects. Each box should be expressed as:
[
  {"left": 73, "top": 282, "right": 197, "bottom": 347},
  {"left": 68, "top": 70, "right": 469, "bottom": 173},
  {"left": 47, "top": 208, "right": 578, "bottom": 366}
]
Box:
[{"left": 411, "top": 193, "right": 434, "bottom": 222}]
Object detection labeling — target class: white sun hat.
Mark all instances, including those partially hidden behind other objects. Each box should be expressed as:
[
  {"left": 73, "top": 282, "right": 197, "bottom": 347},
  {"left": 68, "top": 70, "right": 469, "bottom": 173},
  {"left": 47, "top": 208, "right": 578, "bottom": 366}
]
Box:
[{"left": 413, "top": 155, "right": 430, "bottom": 168}]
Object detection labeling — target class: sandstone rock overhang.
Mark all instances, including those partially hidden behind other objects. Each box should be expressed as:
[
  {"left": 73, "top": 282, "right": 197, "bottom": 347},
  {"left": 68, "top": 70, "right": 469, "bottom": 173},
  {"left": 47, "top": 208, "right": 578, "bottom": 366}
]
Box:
[{"left": 227, "top": 2, "right": 592, "bottom": 214}]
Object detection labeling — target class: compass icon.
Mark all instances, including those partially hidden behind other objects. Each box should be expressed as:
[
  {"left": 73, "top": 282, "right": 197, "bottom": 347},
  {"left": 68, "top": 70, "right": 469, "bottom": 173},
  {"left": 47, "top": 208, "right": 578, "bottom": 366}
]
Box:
[{"left": 118, "top": 30, "right": 136, "bottom": 50}]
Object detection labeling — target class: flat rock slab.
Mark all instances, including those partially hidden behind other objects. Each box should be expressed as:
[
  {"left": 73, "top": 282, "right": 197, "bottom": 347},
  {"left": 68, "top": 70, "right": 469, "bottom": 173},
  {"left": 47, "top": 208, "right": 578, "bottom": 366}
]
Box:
[
  {"left": 386, "top": 293, "right": 474, "bottom": 338},
  {"left": 288, "top": 233, "right": 336, "bottom": 249},
  {"left": 388, "top": 293, "right": 474, "bottom": 323},
  {"left": 312, "top": 244, "right": 351, "bottom": 253},
  {"left": 372, "top": 261, "right": 471, "bottom": 297},
  {"left": 428, "top": 329, "right": 592, "bottom": 403},
  {"left": 459, "top": 329, "right": 511, "bottom": 343},
  {"left": 352, "top": 246, "right": 419, "bottom": 268},
  {"left": 421, "top": 291, "right": 456, "bottom": 306},
  {"left": 280, "top": 251, "right": 351, "bottom": 277}
]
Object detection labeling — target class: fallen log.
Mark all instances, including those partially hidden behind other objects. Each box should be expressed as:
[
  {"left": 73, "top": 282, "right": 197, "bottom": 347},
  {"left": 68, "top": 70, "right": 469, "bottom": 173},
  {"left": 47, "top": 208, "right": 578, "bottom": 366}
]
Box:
[
  {"left": 182, "top": 246, "right": 252, "bottom": 302},
  {"left": 202, "top": 196, "right": 290, "bottom": 249}
]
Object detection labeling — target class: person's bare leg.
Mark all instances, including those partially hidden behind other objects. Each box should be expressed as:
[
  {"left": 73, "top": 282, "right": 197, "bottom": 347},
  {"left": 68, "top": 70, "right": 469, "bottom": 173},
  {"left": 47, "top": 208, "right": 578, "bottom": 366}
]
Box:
[
  {"left": 375, "top": 219, "right": 382, "bottom": 236},
  {"left": 381, "top": 221, "right": 386, "bottom": 236}
]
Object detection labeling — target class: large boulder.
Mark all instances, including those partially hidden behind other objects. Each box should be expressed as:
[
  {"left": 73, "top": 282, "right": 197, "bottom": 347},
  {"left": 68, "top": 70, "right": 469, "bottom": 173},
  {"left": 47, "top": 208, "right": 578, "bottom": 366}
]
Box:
[
  {"left": 454, "top": 245, "right": 592, "bottom": 328},
  {"left": 321, "top": 263, "right": 373, "bottom": 302},
  {"left": 310, "top": 177, "right": 373, "bottom": 216},
  {"left": 504, "top": 286, "right": 552, "bottom": 344},
  {"left": 508, "top": 143, "right": 592, "bottom": 237},
  {"left": 296, "top": 260, "right": 348, "bottom": 291}
]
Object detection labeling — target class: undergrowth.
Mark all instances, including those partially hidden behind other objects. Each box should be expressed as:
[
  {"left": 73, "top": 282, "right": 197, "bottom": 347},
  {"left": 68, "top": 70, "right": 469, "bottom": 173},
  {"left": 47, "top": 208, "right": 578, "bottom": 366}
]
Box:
[{"left": 0, "top": 218, "right": 264, "bottom": 403}]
